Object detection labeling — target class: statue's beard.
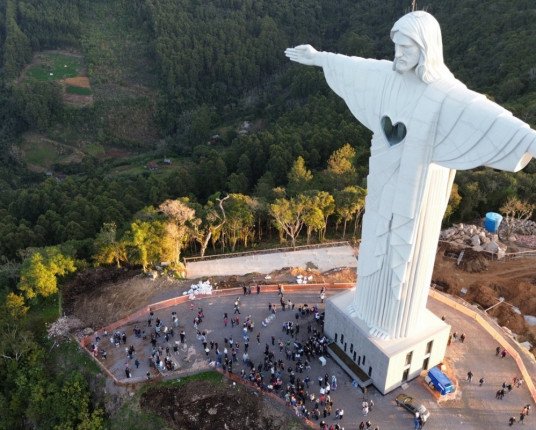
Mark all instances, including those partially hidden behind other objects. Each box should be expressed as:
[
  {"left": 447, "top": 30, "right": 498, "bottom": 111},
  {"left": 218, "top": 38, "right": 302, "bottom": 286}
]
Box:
[
  {"left": 392, "top": 58, "right": 404, "bottom": 73},
  {"left": 392, "top": 58, "right": 417, "bottom": 75}
]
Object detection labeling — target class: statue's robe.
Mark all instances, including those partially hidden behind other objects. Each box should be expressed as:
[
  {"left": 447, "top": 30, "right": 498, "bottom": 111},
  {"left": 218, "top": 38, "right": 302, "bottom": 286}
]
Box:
[{"left": 321, "top": 53, "right": 535, "bottom": 339}]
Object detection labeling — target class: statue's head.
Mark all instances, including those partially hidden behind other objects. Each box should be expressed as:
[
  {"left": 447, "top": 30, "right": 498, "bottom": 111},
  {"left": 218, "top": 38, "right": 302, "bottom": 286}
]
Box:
[{"left": 390, "top": 11, "right": 453, "bottom": 83}]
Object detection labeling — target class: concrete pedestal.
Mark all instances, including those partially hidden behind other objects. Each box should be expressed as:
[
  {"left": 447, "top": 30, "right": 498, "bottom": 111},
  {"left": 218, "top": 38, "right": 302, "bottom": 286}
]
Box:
[{"left": 325, "top": 290, "right": 450, "bottom": 394}]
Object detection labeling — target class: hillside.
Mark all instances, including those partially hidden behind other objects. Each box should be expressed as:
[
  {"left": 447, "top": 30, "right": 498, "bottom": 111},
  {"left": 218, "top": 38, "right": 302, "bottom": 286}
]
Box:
[{"left": 1, "top": 1, "right": 536, "bottom": 428}]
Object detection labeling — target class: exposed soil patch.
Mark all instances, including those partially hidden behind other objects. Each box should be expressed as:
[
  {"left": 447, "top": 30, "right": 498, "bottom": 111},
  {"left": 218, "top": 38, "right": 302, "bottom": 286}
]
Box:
[
  {"left": 63, "top": 265, "right": 356, "bottom": 329},
  {"left": 64, "top": 76, "right": 91, "bottom": 88},
  {"left": 140, "top": 376, "right": 304, "bottom": 430},
  {"left": 99, "top": 148, "right": 132, "bottom": 159},
  {"left": 62, "top": 266, "right": 186, "bottom": 328},
  {"left": 433, "top": 248, "right": 536, "bottom": 350}
]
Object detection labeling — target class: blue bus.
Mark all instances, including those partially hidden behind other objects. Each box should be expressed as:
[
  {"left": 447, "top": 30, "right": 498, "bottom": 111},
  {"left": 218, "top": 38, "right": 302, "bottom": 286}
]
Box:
[{"left": 427, "top": 367, "right": 455, "bottom": 395}]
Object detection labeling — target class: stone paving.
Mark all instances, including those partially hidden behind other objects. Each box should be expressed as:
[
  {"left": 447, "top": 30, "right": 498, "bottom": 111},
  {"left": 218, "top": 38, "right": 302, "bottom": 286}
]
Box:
[{"left": 88, "top": 290, "right": 535, "bottom": 429}]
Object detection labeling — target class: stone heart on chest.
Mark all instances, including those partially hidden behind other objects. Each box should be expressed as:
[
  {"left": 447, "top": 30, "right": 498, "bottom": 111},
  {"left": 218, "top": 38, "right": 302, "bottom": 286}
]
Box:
[{"left": 381, "top": 116, "right": 407, "bottom": 146}]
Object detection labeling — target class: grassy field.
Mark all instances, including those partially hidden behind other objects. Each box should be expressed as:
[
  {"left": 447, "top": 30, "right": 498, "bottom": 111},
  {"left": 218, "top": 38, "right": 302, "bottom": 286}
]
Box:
[
  {"left": 23, "top": 295, "right": 60, "bottom": 336},
  {"left": 20, "top": 133, "right": 87, "bottom": 171},
  {"left": 85, "top": 142, "right": 106, "bottom": 156},
  {"left": 27, "top": 53, "right": 82, "bottom": 81},
  {"left": 67, "top": 85, "right": 92, "bottom": 95},
  {"left": 22, "top": 139, "right": 62, "bottom": 168}
]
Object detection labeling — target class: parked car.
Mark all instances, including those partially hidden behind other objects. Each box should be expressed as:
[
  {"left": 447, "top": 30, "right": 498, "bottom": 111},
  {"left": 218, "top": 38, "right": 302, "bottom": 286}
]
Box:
[
  {"left": 427, "top": 367, "right": 455, "bottom": 395},
  {"left": 395, "top": 393, "right": 430, "bottom": 422}
]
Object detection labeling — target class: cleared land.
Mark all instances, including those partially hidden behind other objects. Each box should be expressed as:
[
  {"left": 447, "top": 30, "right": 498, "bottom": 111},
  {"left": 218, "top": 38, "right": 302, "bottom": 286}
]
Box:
[
  {"left": 65, "top": 244, "right": 536, "bottom": 356},
  {"left": 20, "top": 132, "right": 85, "bottom": 172},
  {"left": 64, "top": 76, "right": 91, "bottom": 88},
  {"left": 26, "top": 51, "right": 82, "bottom": 81}
]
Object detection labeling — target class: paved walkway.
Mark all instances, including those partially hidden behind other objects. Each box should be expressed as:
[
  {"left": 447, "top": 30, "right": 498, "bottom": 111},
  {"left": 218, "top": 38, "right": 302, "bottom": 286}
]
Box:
[
  {"left": 185, "top": 245, "right": 357, "bottom": 278},
  {"left": 89, "top": 291, "right": 534, "bottom": 429}
]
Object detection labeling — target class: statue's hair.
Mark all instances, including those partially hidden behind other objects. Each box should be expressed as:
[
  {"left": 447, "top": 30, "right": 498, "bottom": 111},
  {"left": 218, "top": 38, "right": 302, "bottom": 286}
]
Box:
[{"left": 390, "top": 11, "right": 454, "bottom": 83}]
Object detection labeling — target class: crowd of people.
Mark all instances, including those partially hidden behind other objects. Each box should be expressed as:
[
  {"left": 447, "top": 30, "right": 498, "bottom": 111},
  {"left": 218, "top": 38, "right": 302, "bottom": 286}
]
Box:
[
  {"left": 86, "top": 289, "right": 533, "bottom": 429},
  {"left": 202, "top": 291, "right": 368, "bottom": 429}
]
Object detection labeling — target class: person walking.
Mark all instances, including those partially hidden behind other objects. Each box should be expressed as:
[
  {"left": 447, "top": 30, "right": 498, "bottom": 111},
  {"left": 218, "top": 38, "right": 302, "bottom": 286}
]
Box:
[
  {"left": 466, "top": 370, "right": 473, "bottom": 382},
  {"left": 414, "top": 413, "right": 421, "bottom": 430}
]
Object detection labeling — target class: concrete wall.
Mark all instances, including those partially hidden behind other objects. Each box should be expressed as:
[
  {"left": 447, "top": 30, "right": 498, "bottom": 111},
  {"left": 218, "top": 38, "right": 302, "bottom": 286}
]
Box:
[
  {"left": 383, "top": 327, "right": 449, "bottom": 393},
  {"left": 325, "top": 290, "right": 450, "bottom": 394},
  {"left": 325, "top": 296, "right": 389, "bottom": 389}
]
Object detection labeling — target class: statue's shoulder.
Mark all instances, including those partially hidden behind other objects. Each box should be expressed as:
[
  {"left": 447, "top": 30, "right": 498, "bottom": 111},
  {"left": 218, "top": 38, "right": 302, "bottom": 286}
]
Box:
[{"left": 436, "top": 78, "right": 503, "bottom": 115}]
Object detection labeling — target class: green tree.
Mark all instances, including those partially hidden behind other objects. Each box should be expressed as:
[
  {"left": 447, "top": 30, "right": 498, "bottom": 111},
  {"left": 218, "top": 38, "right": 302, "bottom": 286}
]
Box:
[
  {"left": 222, "top": 194, "right": 256, "bottom": 251},
  {"left": 126, "top": 219, "right": 164, "bottom": 272},
  {"left": 500, "top": 196, "right": 536, "bottom": 239},
  {"left": 159, "top": 199, "right": 196, "bottom": 265},
  {"left": 93, "top": 222, "right": 127, "bottom": 268},
  {"left": 322, "top": 143, "right": 358, "bottom": 191},
  {"left": 3, "top": 5, "right": 32, "bottom": 78},
  {"left": 334, "top": 186, "right": 366, "bottom": 238},
  {"left": 227, "top": 172, "right": 250, "bottom": 194},
  {"left": 190, "top": 194, "right": 229, "bottom": 257},
  {"left": 13, "top": 81, "right": 63, "bottom": 131},
  {"left": 302, "top": 198, "right": 324, "bottom": 244},
  {"left": 5, "top": 292, "right": 29, "bottom": 318},
  {"left": 313, "top": 191, "right": 336, "bottom": 241},
  {"left": 287, "top": 156, "right": 313, "bottom": 196},
  {"left": 444, "top": 183, "right": 462, "bottom": 221},
  {"left": 18, "top": 247, "right": 76, "bottom": 299},
  {"left": 270, "top": 196, "right": 307, "bottom": 248}
]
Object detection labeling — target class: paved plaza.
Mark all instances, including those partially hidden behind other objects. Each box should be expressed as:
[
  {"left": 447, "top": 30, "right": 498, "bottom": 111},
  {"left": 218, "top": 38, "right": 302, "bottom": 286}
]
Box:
[{"left": 87, "top": 287, "right": 534, "bottom": 429}]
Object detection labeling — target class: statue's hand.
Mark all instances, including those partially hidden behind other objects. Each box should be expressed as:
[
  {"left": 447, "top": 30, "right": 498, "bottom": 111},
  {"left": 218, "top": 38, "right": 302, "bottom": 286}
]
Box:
[{"left": 284, "top": 44, "right": 320, "bottom": 67}]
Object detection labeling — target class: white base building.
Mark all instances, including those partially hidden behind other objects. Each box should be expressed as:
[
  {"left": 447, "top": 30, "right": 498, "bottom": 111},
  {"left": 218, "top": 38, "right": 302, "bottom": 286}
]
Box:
[{"left": 324, "top": 290, "right": 450, "bottom": 394}]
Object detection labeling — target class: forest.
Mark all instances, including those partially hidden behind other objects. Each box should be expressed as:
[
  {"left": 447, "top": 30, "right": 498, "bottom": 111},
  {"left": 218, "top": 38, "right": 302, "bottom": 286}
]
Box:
[{"left": 1, "top": 0, "right": 536, "bottom": 428}]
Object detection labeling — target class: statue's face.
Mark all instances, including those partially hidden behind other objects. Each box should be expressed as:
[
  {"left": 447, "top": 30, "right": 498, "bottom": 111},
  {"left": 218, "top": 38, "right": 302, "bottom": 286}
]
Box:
[{"left": 392, "top": 32, "right": 421, "bottom": 74}]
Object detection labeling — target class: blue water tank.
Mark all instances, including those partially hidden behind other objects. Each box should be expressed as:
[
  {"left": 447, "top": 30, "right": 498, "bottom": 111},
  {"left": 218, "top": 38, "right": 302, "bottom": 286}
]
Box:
[{"left": 484, "top": 212, "right": 503, "bottom": 233}]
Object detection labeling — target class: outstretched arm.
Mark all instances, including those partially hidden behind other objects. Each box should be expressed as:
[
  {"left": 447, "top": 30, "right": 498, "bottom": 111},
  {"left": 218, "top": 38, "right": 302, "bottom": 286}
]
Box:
[
  {"left": 284, "top": 44, "right": 323, "bottom": 67},
  {"left": 433, "top": 86, "right": 536, "bottom": 173},
  {"left": 285, "top": 45, "right": 385, "bottom": 132},
  {"left": 530, "top": 133, "right": 536, "bottom": 158}
]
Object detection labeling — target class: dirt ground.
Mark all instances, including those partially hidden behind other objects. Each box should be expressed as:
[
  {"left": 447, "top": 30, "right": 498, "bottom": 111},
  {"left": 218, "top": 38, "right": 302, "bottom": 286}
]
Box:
[
  {"left": 62, "top": 265, "right": 357, "bottom": 329},
  {"left": 432, "top": 242, "right": 536, "bottom": 347},
  {"left": 140, "top": 376, "right": 304, "bottom": 430},
  {"left": 64, "top": 76, "right": 91, "bottom": 87}
]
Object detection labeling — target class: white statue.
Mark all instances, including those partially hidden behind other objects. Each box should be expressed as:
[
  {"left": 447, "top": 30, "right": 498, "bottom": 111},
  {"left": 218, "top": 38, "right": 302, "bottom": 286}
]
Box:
[{"left": 285, "top": 11, "right": 536, "bottom": 340}]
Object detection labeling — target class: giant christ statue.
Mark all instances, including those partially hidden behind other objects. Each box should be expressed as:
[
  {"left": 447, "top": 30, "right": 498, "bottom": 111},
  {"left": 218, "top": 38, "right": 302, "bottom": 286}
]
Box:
[{"left": 286, "top": 11, "right": 536, "bottom": 340}]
